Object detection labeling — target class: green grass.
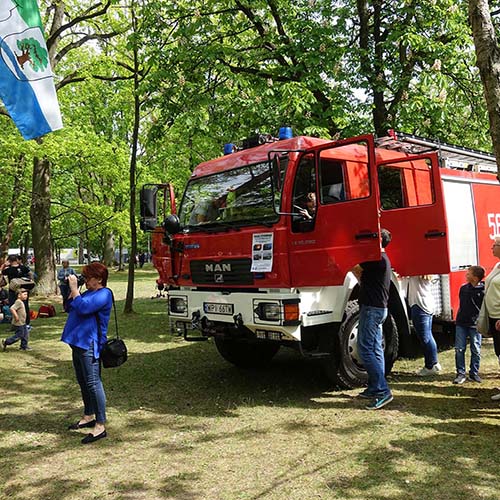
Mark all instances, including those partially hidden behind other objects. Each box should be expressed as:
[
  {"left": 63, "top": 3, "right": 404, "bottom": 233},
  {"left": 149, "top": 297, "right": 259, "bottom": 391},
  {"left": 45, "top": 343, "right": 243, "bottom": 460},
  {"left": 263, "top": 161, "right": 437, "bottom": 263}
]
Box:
[{"left": 1, "top": 266, "right": 500, "bottom": 499}]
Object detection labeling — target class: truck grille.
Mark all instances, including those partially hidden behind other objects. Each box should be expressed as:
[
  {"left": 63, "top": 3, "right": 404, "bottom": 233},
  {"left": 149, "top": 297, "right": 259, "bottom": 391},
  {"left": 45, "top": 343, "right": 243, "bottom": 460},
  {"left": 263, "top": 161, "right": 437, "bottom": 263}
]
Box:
[{"left": 190, "top": 258, "right": 254, "bottom": 285}]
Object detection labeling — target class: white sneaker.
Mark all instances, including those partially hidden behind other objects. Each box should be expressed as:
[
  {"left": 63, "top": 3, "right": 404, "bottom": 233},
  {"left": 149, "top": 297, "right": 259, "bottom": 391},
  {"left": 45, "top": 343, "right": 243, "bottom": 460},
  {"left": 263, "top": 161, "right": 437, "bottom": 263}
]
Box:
[
  {"left": 416, "top": 363, "right": 442, "bottom": 376},
  {"left": 491, "top": 392, "right": 500, "bottom": 401}
]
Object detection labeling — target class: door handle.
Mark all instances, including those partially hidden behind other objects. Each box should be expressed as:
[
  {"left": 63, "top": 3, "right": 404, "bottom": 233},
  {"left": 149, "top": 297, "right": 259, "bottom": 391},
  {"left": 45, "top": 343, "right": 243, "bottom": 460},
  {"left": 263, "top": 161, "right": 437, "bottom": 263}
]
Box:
[
  {"left": 425, "top": 231, "right": 446, "bottom": 238},
  {"left": 355, "top": 232, "right": 379, "bottom": 240}
]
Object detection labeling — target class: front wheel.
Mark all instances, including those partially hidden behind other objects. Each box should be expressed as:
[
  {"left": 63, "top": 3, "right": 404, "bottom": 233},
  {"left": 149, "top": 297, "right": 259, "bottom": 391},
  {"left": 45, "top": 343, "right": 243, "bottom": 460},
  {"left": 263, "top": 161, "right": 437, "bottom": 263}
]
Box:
[
  {"left": 214, "top": 337, "right": 280, "bottom": 368},
  {"left": 324, "top": 301, "right": 399, "bottom": 389}
]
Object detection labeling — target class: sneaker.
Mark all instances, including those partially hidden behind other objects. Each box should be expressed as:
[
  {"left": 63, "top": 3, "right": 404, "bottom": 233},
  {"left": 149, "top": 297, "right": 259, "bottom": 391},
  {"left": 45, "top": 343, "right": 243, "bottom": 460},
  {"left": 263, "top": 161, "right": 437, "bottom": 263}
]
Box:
[
  {"left": 469, "top": 373, "right": 482, "bottom": 383},
  {"left": 366, "top": 393, "right": 393, "bottom": 410},
  {"left": 357, "top": 390, "right": 376, "bottom": 399},
  {"left": 416, "top": 363, "right": 442, "bottom": 376},
  {"left": 491, "top": 392, "right": 500, "bottom": 401},
  {"left": 20, "top": 347, "right": 33, "bottom": 351},
  {"left": 2, "top": 340, "right": 6, "bottom": 352},
  {"left": 453, "top": 374, "right": 467, "bottom": 384}
]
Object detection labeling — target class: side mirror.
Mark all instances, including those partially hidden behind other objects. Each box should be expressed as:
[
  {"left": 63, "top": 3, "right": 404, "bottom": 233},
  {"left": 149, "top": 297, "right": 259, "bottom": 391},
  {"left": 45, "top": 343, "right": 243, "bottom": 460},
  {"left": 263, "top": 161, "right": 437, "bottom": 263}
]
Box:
[
  {"left": 164, "top": 214, "right": 181, "bottom": 234},
  {"left": 140, "top": 186, "right": 158, "bottom": 230}
]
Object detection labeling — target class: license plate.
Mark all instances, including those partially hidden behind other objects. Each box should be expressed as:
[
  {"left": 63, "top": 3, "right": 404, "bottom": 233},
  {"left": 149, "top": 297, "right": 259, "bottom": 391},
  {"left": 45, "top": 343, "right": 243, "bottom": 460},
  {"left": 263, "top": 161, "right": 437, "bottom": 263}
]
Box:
[{"left": 203, "top": 302, "right": 234, "bottom": 315}]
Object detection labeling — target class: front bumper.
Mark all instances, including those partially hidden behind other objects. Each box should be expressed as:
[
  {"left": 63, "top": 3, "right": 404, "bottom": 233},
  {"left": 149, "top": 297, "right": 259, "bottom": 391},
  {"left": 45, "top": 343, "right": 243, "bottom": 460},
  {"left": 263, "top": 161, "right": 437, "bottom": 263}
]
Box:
[{"left": 168, "top": 289, "right": 302, "bottom": 341}]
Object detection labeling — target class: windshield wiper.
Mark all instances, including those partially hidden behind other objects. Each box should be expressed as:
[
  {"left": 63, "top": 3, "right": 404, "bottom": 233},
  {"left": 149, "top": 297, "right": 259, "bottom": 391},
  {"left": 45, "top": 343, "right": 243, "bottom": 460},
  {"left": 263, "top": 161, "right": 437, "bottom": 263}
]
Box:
[
  {"left": 186, "top": 221, "right": 241, "bottom": 233},
  {"left": 233, "top": 218, "right": 275, "bottom": 228}
]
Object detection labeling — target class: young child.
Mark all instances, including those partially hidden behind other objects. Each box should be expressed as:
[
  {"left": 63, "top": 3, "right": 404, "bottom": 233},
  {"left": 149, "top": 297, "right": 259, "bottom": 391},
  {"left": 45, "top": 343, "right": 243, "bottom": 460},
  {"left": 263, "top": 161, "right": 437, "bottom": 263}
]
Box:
[
  {"left": 453, "top": 265, "right": 485, "bottom": 384},
  {"left": 2, "top": 289, "right": 31, "bottom": 351}
]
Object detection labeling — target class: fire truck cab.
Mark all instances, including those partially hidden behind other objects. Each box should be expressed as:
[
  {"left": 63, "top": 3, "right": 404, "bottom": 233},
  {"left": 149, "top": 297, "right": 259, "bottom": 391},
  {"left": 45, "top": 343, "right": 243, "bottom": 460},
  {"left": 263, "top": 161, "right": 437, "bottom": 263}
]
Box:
[{"left": 141, "top": 129, "right": 500, "bottom": 388}]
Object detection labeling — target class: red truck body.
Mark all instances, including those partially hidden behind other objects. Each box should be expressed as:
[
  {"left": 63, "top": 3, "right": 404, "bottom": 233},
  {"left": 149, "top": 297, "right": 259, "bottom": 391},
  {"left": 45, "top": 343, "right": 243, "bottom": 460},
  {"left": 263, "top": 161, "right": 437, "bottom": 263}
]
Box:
[{"left": 142, "top": 131, "right": 500, "bottom": 388}]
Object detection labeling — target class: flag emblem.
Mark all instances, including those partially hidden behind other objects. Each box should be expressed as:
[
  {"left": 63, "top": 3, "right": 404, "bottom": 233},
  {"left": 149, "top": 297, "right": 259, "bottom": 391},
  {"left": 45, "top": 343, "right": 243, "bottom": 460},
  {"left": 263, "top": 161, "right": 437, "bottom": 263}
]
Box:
[{"left": 0, "top": 1, "right": 63, "bottom": 140}]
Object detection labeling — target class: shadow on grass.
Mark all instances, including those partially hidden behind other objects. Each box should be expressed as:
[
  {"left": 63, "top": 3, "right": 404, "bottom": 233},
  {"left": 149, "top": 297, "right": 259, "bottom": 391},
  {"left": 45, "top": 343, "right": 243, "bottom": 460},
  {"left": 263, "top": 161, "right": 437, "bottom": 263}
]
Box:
[
  {"left": 3, "top": 290, "right": 500, "bottom": 499},
  {"left": 322, "top": 418, "right": 500, "bottom": 500},
  {"left": 6, "top": 342, "right": 329, "bottom": 418},
  {"left": 4, "top": 478, "right": 92, "bottom": 500}
]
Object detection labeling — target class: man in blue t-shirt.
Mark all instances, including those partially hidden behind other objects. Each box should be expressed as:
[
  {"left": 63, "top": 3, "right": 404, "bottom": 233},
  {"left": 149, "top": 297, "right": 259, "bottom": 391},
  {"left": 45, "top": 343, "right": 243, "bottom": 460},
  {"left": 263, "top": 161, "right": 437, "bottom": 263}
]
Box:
[
  {"left": 57, "top": 260, "right": 76, "bottom": 312},
  {"left": 351, "top": 228, "right": 393, "bottom": 410}
]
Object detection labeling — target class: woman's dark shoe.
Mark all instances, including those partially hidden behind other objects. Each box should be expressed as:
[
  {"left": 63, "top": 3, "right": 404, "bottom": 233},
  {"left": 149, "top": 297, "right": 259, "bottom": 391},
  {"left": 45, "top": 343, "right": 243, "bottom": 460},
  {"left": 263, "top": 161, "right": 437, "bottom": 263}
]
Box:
[
  {"left": 81, "top": 430, "right": 107, "bottom": 444},
  {"left": 68, "top": 419, "right": 96, "bottom": 430}
]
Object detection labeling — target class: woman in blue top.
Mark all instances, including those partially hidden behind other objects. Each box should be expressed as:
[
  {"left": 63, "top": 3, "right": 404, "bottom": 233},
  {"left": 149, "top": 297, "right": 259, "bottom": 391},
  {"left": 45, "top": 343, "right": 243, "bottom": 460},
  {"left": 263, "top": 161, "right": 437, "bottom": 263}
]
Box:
[{"left": 61, "top": 262, "right": 112, "bottom": 444}]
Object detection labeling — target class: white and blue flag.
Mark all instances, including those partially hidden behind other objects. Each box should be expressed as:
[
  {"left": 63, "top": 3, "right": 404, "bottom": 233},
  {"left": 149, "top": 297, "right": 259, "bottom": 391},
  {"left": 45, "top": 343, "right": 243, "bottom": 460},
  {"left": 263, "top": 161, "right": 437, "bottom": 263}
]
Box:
[{"left": 0, "top": 0, "right": 62, "bottom": 140}]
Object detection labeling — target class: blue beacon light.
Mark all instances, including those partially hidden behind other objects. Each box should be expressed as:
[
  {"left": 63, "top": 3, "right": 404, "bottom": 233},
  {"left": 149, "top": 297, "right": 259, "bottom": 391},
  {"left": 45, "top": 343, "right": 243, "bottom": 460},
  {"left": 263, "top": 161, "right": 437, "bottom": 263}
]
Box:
[{"left": 279, "top": 126, "right": 293, "bottom": 140}]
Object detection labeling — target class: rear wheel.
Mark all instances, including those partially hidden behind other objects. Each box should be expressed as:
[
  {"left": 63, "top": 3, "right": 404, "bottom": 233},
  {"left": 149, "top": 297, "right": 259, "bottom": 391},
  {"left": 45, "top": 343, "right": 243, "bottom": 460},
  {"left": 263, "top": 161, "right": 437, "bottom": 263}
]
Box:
[
  {"left": 324, "top": 301, "right": 399, "bottom": 389},
  {"left": 214, "top": 337, "right": 280, "bottom": 368}
]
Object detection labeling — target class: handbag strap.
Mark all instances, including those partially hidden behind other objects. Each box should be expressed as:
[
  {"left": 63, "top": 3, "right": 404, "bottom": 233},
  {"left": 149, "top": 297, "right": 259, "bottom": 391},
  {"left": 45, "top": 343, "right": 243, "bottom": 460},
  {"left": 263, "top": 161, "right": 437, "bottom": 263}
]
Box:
[{"left": 95, "top": 288, "right": 119, "bottom": 344}]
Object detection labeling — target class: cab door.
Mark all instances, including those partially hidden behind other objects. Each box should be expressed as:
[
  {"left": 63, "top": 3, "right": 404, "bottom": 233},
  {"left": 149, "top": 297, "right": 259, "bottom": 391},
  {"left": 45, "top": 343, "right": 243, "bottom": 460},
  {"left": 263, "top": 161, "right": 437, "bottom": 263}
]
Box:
[
  {"left": 287, "top": 135, "right": 382, "bottom": 287},
  {"left": 377, "top": 153, "right": 450, "bottom": 276}
]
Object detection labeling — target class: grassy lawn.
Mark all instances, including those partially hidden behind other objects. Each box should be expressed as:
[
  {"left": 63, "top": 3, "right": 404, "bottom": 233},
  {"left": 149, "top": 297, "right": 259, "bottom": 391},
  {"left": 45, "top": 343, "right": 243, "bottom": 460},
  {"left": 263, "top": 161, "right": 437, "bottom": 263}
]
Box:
[{"left": 1, "top": 266, "right": 500, "bottom": 499}]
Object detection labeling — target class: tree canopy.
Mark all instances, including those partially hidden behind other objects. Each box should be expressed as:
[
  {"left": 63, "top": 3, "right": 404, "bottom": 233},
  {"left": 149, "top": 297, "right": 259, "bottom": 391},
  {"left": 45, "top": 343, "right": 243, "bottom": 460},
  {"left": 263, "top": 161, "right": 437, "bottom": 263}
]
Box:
[{"left": 0, "top": 0, "right": 499, "bottom": 297}]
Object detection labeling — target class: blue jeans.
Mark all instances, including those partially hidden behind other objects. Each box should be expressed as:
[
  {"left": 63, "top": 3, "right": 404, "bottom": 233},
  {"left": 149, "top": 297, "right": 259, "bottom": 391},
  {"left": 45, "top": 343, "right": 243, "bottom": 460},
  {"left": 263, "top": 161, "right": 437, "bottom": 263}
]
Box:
[
  {"left": 357, "top": 304, "right": 391, "bottom": 397},
  {"left": 5, "top": 324, "right": 29, "bottom": 349},
  {"left": 455, "top": 325, "right": 481, "bottom": 376},
  {"left": 411, "top": 305, "right": 438, "bottom": 369},
  {"left": 71, "top": 343, "right": 106, "bottom": 423}
]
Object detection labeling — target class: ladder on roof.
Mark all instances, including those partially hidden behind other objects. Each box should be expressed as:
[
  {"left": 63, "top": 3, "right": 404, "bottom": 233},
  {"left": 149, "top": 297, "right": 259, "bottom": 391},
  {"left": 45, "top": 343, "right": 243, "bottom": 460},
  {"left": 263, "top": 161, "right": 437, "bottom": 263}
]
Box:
[{"left": 376, "top": 130, "right": 498, "bottom": 174}]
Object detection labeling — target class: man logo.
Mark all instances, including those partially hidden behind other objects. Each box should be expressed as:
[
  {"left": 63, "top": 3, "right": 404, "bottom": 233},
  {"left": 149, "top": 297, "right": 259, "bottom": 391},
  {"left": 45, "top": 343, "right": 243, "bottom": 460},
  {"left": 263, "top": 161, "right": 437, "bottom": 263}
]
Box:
[
  {"left": 205, "top": 263, "right": 231, "bottom": 272},
  {"left": 214, "top": 274, "right": 224, "bottom": 283}
]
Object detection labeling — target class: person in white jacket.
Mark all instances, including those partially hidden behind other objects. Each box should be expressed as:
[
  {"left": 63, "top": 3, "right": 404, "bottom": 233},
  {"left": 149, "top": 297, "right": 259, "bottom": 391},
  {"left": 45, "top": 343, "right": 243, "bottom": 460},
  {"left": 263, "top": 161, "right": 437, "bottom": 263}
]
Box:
[{"left": 408, "top": 275, "right": 441, "bottom": 376}]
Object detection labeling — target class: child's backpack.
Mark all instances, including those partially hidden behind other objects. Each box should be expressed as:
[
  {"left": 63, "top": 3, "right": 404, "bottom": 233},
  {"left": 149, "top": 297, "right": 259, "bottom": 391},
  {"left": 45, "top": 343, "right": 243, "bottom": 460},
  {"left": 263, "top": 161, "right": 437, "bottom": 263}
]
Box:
[{"left": 38, "top": 304, "right": 56, "bottom": 318}]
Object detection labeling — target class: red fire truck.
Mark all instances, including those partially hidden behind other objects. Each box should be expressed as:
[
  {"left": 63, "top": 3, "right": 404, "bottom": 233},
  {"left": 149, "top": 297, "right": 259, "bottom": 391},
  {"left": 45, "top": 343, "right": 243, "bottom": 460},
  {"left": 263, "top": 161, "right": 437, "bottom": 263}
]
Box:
[{"left": 140, "top": 129, "right": 500, "bottom": 388}]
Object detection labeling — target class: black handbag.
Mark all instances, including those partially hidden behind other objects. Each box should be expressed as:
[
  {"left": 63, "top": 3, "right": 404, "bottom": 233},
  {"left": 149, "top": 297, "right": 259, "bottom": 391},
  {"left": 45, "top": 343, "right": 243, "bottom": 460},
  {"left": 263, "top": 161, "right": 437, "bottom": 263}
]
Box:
[{"left": 96, "top": 290, "right": 128, "bottom": 368}]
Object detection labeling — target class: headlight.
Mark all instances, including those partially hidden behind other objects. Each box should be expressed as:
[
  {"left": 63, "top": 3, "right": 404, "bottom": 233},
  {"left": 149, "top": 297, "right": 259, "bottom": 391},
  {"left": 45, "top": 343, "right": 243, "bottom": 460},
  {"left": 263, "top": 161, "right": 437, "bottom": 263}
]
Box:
[
  {"left": 255, "top": 302, "right": 281, "bottom": 321},
  {"left": 170, "top": 297, "right": 187, "bottom": 314}
]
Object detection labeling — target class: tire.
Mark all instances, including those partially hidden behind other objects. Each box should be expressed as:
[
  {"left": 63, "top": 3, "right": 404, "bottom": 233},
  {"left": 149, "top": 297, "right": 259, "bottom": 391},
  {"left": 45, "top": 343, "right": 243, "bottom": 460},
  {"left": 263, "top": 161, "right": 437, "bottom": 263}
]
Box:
[
  {"left": 324, "top": 301, "right": 399, "bottom": 389},
  {"left": 214, "top": 337, "right": 280, "bottom": 368}
]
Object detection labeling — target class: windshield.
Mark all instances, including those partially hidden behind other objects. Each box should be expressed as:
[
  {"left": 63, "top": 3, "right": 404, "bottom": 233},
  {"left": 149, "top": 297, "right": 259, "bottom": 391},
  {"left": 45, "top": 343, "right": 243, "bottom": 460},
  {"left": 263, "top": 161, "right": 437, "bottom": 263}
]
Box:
[{"left": 179, "top": 161, "right": 284, "bottom": 228}]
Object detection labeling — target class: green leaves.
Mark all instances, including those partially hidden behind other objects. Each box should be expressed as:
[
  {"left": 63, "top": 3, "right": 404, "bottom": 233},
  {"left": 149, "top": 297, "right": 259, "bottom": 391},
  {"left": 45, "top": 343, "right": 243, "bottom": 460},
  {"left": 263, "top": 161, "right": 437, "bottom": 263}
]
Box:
[{"left": 0, "top": 0, "right": 495, "bottom": 258}]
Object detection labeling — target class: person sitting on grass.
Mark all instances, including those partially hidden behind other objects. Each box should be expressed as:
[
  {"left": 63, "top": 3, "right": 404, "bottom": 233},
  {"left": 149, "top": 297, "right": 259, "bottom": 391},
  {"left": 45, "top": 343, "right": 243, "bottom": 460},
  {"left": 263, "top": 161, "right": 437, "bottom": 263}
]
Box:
[
  {"left": 453, "top": 265, "right": 485, "bottom": 384},
  {"left": 2, "top": 289, "right": 31, "bottom": 351},
  {"left": 0, "top": 287, "right": 11, "bottom": 323}
]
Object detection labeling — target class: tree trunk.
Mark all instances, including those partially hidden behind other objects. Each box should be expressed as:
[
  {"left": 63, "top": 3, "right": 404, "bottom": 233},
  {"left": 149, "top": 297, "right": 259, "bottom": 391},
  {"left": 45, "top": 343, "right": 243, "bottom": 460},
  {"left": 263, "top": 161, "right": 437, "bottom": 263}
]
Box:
[
  {"left": 469, "top": 0, "right": 500, "bottom": 180},
  {"left": 124, "top": 6, "right": 141, "bottom": 314},
  {"left": 0, "top": 154, "right": 25, "bottom": 263},
  {"left": 118, "top": 235, "right": 124, "bottom": 271},
  {"left": 31, "top": 157, "right": 57, "bottom": 294},
  {"left": 103, "top": 230, "right": 115, "bottom": 266},
  {"left": 102, "top": 195, "right": 115, "bottom": 266},
  {"left": 78, "top": 237, "right": 85, "bottom": 265},
  {"left": 21, "top": 232, "right": 30, "bottom": 263}
]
